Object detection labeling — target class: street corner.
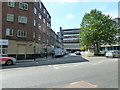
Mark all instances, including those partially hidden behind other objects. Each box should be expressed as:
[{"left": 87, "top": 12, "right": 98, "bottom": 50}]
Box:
[{"left": 63, "top": 81, "right": 97, "bottom": 88}]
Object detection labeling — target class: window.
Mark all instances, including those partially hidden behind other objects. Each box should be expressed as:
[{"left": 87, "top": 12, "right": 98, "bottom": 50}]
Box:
[
  {"left": 39, "top": 13, "right": 41, "bottom": 19},
  {"left": 34, "top": 8, "right": 37, "bottom": 14},
  {"left": 18, "top": 16, "right": 27, "bottom": 24},
  {"left": 7, "top": 14, "right": 14, "bottom": 22},
  {"left": 19, "top": 2, "right": 28, "bottom": 10},
  {"left": 47, "top": 14, "right": 49, "bottom": 19},
  {"left": 0, "top": 45, "right": 8, "bottom": 56},
  {"left": 39, "top": 2, "right": 42, "bottom": 9},
  {"left": 49, "top": 18, "right": 51, "bottom": 22},
  {"left": 47, "top": 39, "right": 48, "bottom": 43},
  {"left": 44, "top": 9, "right": 46, "bottom": 14},
  {"left": 33, "top": 32, "right": 36, "bottom": 39},
  {"left": 43, "top": 18, "right": 46, "bottom": 24},
  {"left": 8, "top": 0, "right": 15, "bottom": 7},
  {"left": 43, "top": 28, "right": 45, "bottom": 33},
  {"left": 17, "top": 30, "right": 27, "bottom": 37},
  {"left": 47, "top": 23, "right": 48, "bottom": 27},
  {"left": 6, "top": 28, "right": 13, "bottom": 36},
  {"left": 34, "top": 20, "right": 36, "bottom": 26},
  {"left": 38, "top": 24, "right": 41, "bottom": 30},
  {"left": 46, "top": 31, "right": 48, "bottom": 35},
  {"left": 48, "top": 24, "right": 51, "bottom": 29},
  {"left": 38, "top": 35, "right": 41, "bottom": 41}
]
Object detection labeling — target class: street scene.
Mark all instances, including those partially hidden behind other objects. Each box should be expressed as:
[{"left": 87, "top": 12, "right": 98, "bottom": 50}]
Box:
[
  {"left": 0, "top": 0, "right": 120, "bottom": 89},
  {"left": 1, "top": 53, "right": 118, "bottom": 88}
]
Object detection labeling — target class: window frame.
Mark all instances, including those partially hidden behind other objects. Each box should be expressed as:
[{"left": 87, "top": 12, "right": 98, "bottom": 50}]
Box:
[
  {"left": 8, "top": 1, "right": 15, "bottom": 7},
  {"left": 39, "top": 13, "right": 42, "bottom": 19},
  {"left": 7, "top": 14, "right": 14, "bottom": 22},
  {"left": 38, "top": 24, "right": 41, "bottom": 30},
  {"left": 6, "top": 28, "right": 13, "bottom": 36},
  {"left": 18, "top": 16, "right": 27, "bottom": 24},
  {"left": 39, "top": 2, "right": 42, "bottom": 9},
  {"left": 43, "top": 18, "right": 46, "bottom": 24},
  {"left": 34, "top": 7, "right": 37, "bottom": 14},
  {"left": 17, "top": 30, "right": 27, "bottom": 37},
  {"left": 34, "top": 20, "right": 36, "bottom": 26},
  {"left": 19, "top": 2, "right": 28, "bottom": 10}
]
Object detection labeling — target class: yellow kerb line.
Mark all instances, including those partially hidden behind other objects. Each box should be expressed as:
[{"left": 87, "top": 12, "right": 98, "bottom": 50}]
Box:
[{"left": 70, "top": 81, "right": 97, "bottom": 87}]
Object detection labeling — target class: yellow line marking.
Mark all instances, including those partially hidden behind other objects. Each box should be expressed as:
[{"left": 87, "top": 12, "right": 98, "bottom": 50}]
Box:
[{"left": 69, "top": 81, "right": 97, "bottom": 87}]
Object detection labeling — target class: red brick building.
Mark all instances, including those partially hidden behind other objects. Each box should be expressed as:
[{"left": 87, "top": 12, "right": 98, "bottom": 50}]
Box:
[{"left": 0, "top": 1, "right": 52, "bottom": 59}]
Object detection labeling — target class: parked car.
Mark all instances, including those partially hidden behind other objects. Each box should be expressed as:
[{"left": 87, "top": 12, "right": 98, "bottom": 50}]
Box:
[
  {"left": 62, "top": 49, "right": 68, "bottom": 55},
  {"left": 55, "top": 48, "right": 63, "bottom": 57},
  {"left": 105, "top": 51, "right": 120, "bottom": 58},
  {"left": 0, "top": 57, "right": 16, "bottom": 65},
  {"left": 75, "top": 51, "right": 81, "bottom": 55}
]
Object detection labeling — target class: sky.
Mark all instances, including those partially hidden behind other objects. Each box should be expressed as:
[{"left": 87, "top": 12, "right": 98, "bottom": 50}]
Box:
[{"left": 42, "top": 0, "right": 119, "bottom": 33}]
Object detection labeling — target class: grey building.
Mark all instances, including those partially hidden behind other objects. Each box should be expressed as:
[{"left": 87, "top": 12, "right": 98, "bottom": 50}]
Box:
[
  {"left": 100, "top": 18, "right": 120, "bottom": 54},
  {"left": 59, "top": 27, "right": 80, "bottom": 52}
]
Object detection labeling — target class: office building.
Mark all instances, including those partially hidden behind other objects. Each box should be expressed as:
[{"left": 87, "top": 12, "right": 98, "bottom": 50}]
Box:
[{"left": 59, "top": 27, "right": 80, "bottom": 52}]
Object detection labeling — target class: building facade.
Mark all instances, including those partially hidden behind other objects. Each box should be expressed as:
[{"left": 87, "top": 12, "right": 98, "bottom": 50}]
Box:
[
  {"left": 100, "top": 18, "right": 120, "bottom": 54},
  {"left": 59, "top": 27, "right": 80, "bottom": 52},
  {"left": 0, "top": 1, "right": 54, "bottom": 59}
]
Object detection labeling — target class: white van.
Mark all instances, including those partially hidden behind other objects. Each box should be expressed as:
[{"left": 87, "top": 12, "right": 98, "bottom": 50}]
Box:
[{"left": 55, "top": 48, "right": 63, "bottom": 57}]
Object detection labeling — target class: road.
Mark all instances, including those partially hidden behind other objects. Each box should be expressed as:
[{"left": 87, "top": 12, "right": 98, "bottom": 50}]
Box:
[{"left": 0, "top": 53, "right": 118, "bottom": 88}]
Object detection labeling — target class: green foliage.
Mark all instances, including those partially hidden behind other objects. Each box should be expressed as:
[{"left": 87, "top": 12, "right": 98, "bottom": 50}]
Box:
[
  {"left": 80, "top": 45, "right": 86, "bottom": 50},
  {"left": 80, "top": 9, "right": 118, "bottom": 48}
]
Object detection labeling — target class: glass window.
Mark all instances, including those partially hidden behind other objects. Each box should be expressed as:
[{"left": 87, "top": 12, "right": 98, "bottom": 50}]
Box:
[
  {"left": 6, "top": 28, "right": 13, "bottom": 36},
  {"left": 34, "top": 8, "right": 37, "bottom": 14},
  {"left": 49, "top": 18, "right": 51, "bottom": 22},
  {"left": 17, "top": 30, "right": 27, "bottom": 37},
  {"left": 39, "top": 2, "right": 42, "bottom": 9},
  {"left": 44, "top": 9, "right": 46, "bottom": 14},
  {"left": 38, "top": 24, "right": 41, "bottom": 30},
  {"left": 8, "top": 0, "right": 14, "bottom": 7},
  {"left": 19, "top": 2, "right": 28, "bottom": 10},
  {"left": 33, "top": 32, "right": 36, "bottom": 39},
  {"left": 43, "top": 28, "right": 45, "bottom": 33},
  {"left": 38, "top": 35, "right": 41, "bottom": 41},
  {"left": 18, "top": 16, "right": 27, "bottom": 24},
  {"left": 47, "top": 14, "right": 49, "bottom": 19},
  {"left": 39, "top": 13, "right": 42, "bottom": 19},
  {"left": 43, "top": 18, "right": 46, "bottom": 24},
  {"left": 34, "top": 20, "right": 36, "bottom": 26},
  {"left": 7, "top": 14, "right": 14, "bottom": 22}
]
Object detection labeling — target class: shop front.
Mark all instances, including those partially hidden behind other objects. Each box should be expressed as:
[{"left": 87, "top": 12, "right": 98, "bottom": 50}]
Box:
[{"left": 0, "top": 39, "right": 8, "bottom": 57}]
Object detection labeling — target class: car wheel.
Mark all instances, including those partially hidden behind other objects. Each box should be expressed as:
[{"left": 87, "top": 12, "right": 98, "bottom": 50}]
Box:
[
  {"left": 113, "top": 55, "right": 115, "bottom": 58},
  {"left": 5, "top": 60, "right": 12, "bottom": 66},
  {"left": 106, "top": 56, "right": 108, "bottom": 58}
]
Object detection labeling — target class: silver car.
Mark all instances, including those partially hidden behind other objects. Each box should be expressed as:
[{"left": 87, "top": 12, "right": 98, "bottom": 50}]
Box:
[{"left": 105, "top": 51, "right": 120, "bottom": 58}]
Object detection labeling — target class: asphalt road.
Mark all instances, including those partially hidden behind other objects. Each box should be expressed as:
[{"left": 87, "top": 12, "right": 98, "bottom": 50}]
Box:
[{"left": 0, "top": 53, "right": 118, "bottom": 88}]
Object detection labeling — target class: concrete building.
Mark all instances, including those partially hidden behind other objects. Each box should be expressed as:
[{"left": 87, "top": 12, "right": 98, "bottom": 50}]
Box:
[
  {"left": 100, "top": 18, "right": 120, "bottom": 53},
  {"left": 59, "top": 27, "right": 80, "bottom": 52},
  {"left": 0, "top": 1, "right": 53, "bottom": 59}
]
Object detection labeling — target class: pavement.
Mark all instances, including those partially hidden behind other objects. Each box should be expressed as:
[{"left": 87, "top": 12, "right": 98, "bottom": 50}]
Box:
[
  {"left": 16, "top": 53, "right": 105, "bottom": 63},
  {"left": 16, "top": 55, "right": 54, "bottom": 63}
]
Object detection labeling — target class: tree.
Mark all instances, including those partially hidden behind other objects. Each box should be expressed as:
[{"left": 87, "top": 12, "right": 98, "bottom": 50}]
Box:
[{"left": 80, "top": 9, "right": 118, "bottom": 55}]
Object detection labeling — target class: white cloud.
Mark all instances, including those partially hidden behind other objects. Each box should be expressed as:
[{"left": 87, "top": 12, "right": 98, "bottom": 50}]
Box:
[{"left": 66, "top": 14, "right": 74, "bottom": 18}]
